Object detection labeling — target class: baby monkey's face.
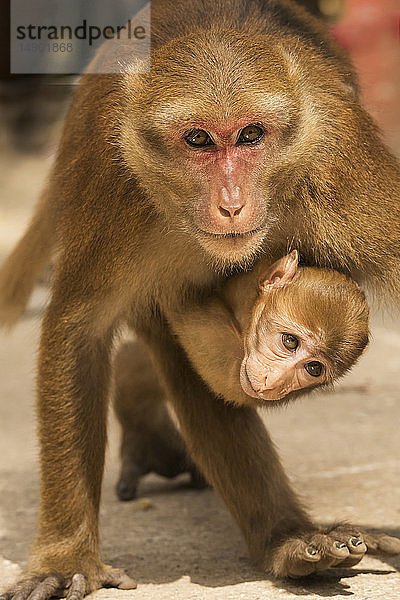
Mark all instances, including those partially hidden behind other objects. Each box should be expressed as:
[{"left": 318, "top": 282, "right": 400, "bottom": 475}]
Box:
[
  {"left": 240, "top": 310, "right": 329, "bottom": 402},
  {"left": 239, "top": 250, "right": 369, "bottom": 404}
]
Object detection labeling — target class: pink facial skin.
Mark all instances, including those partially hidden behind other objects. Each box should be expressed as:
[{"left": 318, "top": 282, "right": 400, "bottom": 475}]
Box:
[
  {"left": 239, "top": 250, "right": 328, "bottom": 402},
  {"left": 239, "top": 318, "right": 328, "bottom": 402},
  {"left": 178, "top": 118, "right": 280, "bottom": 237}
]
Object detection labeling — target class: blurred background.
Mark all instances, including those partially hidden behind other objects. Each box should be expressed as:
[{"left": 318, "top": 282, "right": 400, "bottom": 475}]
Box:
[{"left": 0, "top": 2, "right": 400, "bottom": 598}]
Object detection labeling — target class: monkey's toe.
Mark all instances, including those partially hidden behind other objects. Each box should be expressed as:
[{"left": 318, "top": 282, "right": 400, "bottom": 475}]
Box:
[
  {"left": 116, "top": 475, "right": 139, "bottom": 501},
  {"left": 0, "top": 575, "right": 66, "bottom": 600},
  {"left": 0, "top": 567, "right": 136, "bottom": 600},
  {"left": 66, "top": 574, "right": 87, "bottom": 600},
  {"left": 101, "top": 566, "right": 137, "bottom": 590}
]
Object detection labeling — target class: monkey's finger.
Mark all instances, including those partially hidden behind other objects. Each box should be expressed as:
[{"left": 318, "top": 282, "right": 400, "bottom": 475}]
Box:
[
  {"left": 116, "top": 575, "right": 137, "bottom": 590},
  {"left": 65, "top": 575, "right": 87, "bottom": 600},
  {"left": 363, "top": 532, "right": 400, "bottom": 556},
  {"left": 321, "top": 524, "right": 369, "bottom": 567},
  {"left": 324, "top": 528, "right": 367, "bottom": 567},
  {"left": 331, "top": 539, "right": 367, "bottom": 568},
  {"left": 102, "top": 568, "right": 137, "bottom": 590},
  {"left": 307, "top": 534, "right": 350, "bottom": 569},
  {"left": 273, "top": 538, "right": 322, "bottom": 578},
  {"left": 26, "top": 576, "right": 64, "bottom": 600},
  {"left": 287, "top": 549, "right": 321, "bottom": 578},
  {"left": 341, "top": 544, "right": 366, "bottom": 568},
  {"left": 0, "top": 590, "right": 16, "bottom": 600}
]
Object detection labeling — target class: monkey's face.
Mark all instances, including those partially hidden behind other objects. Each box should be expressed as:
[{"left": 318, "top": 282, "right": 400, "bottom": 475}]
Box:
[
  {"left": 240, "top": 305, "right": 329, "bottom": 402},
  {"left": 240, "top": 261, "right": 370, "bottom": 404},
  {"left": 120, "top": 30, "right": 354, "bottom": 267},
  {"left": 120, "top": 33, "right": 314, "bottom": 266}
]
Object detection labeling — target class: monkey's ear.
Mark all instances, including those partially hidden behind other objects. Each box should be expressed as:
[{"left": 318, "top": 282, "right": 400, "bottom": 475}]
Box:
[{"left": 260, "top": 250, "right": 299, "bottom": 292}]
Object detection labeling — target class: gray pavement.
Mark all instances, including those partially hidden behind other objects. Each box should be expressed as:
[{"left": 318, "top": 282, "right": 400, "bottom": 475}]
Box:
[{"left": 1, "top": 150, "right": 400, "bottom": 600}]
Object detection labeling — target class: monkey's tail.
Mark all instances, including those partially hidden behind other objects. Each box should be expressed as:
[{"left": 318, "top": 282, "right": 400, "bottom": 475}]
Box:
[{"left": 0, "top": 190, "right": 56, "bottom": 330}]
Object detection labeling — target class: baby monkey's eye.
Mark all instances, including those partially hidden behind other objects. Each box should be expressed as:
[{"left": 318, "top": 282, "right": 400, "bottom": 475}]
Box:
[
  {"left": 304, "top": 361, "right": 324, "bottom": 378},
  {"left": 185, "top": 129, "right": 214, "bottom": 148},
  {"left": 282, "top": 333, "right": 299, "bottom": 351}
]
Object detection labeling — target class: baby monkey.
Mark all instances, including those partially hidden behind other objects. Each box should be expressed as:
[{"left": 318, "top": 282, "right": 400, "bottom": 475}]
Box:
[
  {"left": 173, "top": 251, "right": 369, "bottom": 406},
  {"left": 116, "top": 251, "right": 369, "bottom": 499}
]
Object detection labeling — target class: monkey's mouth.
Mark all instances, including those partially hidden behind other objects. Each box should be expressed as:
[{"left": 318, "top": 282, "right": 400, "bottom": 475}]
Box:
[
  {"left": 240, "top": 359, "right": 288, "bottom": 402},
  {"left": 197, "top": 225, "right": 264, "bottom": 239},
  {"left": 240, "top": 359, "right": 261, "bottom": 399}
]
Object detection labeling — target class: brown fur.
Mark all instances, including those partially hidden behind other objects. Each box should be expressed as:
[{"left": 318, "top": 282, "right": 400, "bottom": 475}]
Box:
[
  {"left": 1, "top": 1, "right": 400, "bottom": 597},
  {"left": 113, "top": 341, "right": 206, "bottom": 501},
  {"left": 0, "top": 190, "right": 56, "bottom": 329},
  {"left": 173, "top": 260, "right": 369, "bottom": 407}
]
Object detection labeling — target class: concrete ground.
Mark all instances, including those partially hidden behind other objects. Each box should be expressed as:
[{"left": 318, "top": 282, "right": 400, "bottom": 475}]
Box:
[{"left": 1, "top": 144, "right": 400, "bottom": 600}]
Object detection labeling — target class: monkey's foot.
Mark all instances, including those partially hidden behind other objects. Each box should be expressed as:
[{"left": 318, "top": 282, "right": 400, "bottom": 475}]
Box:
[
  {"left": 0, "top": 566, "right": 136, "bottom": 600},
  {"left": 117, "top": 452, "right": 208, "bottom": 501},
  {"left": 268, "top": 524, "right": 400, "bottom": 578},
  {"left": 117, "top": 426, "right": 208, "bottom": 501}
]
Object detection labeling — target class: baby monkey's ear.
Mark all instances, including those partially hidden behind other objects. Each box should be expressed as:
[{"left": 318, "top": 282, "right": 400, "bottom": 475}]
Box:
[{"left": 260, "top": 250, "right": 299, "bottom": 293}]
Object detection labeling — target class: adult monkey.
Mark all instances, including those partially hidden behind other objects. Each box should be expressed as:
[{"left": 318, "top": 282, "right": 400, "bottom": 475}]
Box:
[{"left": 1, "top": 0, "right": 400, "bottom": 598}]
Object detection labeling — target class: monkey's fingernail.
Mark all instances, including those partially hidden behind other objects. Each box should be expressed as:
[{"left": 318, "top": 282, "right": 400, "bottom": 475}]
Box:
[
  {"left": 350, "top": 537, "right": 364, "bottom": 547},
  {"left": 335, "top": 542, "right": 347, "bottom": 549}
]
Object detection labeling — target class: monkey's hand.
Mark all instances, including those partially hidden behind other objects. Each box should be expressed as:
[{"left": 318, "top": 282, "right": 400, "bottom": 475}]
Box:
[
  {"left": 268, "top": 524, "right": 400, "bottom": 578},
  {"left": 0, "top": 565, "right": 136, "bottom": 600}
]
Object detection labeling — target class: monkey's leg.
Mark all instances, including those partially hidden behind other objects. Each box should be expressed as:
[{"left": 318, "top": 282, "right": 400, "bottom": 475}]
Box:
[
  {"left": 0, "top": 293, "right": 136, "bottom": 600},
  {"left": 114, "top": 340, "right": 207, "bottom": 501},
  {"left": 144, "top": 315, "right": 400, "bottom": 578}
]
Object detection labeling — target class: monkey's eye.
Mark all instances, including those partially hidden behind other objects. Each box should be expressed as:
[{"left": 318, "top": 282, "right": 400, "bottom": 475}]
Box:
[
  {"left": 237, "top": 124, "right": 264, "bottom": 145},
  {"left": 304, "top": 361, "right": 324, "bottom": 378},
  {"left": 184, "top": 129, "right": 214, "bottom": 148},
  {"left": 282, "top": 333, "right": 299, "bottom": 351}
]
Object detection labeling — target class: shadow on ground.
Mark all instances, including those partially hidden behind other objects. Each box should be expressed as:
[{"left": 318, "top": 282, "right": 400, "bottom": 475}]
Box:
[{"left": 3, "top": 467, "right": 398, "bottom": 599}]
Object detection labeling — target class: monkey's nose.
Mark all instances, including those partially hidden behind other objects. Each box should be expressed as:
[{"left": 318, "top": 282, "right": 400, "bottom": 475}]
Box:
[
  {"left": 218, "top": 204, "right": 244, "bottom": 218},
  {"left": 217, "top": 186, "right": 244, "bottom": 219},
  {"left": 262, "top": 373, "right": 283, "bottom": 392}
]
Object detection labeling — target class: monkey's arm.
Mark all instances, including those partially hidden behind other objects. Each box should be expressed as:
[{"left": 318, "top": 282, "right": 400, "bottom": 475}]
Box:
[
  {"left": 142, "top": 313, "right": 316, "bottom": 568},
  {"left": 6, "top": 254, "right": 137, "bottom": 600},
  {"left": 159, "top": 307, "right": 400, "bottom": 578},
  {"left": 172, "top": 296, "right": 251, "bottom": 406}
]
